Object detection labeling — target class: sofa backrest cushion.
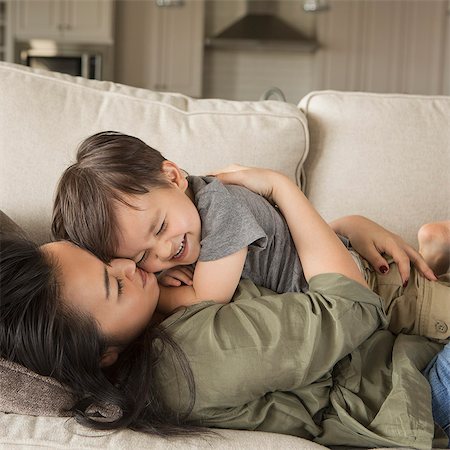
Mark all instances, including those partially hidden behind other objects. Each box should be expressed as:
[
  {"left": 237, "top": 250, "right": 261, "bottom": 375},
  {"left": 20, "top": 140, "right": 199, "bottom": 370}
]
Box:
[
  {"left": 0, "top": 62, "right": 308, "bottom": 243},
  {"left": 299, "top": 91, "right": 450, "bottom": 246}
]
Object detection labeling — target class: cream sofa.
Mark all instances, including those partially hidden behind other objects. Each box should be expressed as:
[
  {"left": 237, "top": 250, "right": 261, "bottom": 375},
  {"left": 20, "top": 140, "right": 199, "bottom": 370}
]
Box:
[{"left": 0, "top": 61, "right": 449, "bottom": 449}]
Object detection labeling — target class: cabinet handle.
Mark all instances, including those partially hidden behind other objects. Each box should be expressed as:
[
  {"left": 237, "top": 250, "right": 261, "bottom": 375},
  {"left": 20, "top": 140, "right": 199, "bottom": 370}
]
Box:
[
  {"left": 303, "top": 0, "right": 329, "bottom": 12},
  {"left": 155, "top": 0, "right": 184, "bottom": 7}
]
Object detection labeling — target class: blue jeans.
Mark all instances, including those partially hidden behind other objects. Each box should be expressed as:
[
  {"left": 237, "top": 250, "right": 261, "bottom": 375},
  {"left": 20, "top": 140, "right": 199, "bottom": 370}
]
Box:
[{"left": 424, "top": 342, "right": 450, "bottom": 447}]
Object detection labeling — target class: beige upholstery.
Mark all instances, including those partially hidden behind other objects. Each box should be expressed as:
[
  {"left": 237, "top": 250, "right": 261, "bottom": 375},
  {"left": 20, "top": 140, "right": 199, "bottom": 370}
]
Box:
[
  {"left": 0, "top": 414, "right": 328, "bottom": 449},
  {"left": 1, "top": 61, "right": 449, "bottom": 449},
  {"left": 0, "top": 62, "right": 307, "bottom": 244},
  {"left": 300, "top": 91, "right": 450, "bottom": 247}
]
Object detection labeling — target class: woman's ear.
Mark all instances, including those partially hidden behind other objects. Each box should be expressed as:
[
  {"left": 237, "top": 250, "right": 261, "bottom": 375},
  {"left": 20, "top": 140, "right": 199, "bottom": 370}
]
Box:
[
  {"left": 161, "top": 161, "right": 188, "bottom": 191},
  {"left": 100, "top": 348, "right": 119, "bottom": 368}
]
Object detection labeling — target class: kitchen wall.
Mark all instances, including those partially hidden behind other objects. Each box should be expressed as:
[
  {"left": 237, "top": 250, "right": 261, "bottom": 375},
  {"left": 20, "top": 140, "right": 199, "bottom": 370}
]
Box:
[
  {"left": 202, "top": 0, "right": 317, "bottom": 102},
  {"left": 115, "top": 0, "right": 450, "bottom": 102}
]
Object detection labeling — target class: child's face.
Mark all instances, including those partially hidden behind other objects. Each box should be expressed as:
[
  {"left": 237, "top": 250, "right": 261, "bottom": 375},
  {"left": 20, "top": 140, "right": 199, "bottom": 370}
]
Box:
[
  {"left": 114, "top": 183, "right": 202, "bottom": 274},
  {"left": 42, "top": 241, "right": 159, "bottom": 346}
]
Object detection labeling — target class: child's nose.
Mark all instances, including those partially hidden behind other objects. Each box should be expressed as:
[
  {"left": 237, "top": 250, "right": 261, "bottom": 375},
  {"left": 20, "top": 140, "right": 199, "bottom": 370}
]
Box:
[
  {"left": 156, "top": 239, "right": 173, "bottom": 260},
  {"left": 111, "top": 258, "right": 137, "bottom": 279}
]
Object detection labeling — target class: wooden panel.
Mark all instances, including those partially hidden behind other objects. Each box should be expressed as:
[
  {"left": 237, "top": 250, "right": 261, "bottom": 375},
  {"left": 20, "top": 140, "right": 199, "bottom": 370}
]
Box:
[
  {"left": 148, "top": 0, "right": 204, "bottom": 97},
  {"left": 315, "top": 0, "right": 448, "bottom": 95},
  {"left": 403, "top": 0, "right": 446, "bottom": 94},
  {"left": 445, "top": 1, "right": 450, "bottom": 95}
]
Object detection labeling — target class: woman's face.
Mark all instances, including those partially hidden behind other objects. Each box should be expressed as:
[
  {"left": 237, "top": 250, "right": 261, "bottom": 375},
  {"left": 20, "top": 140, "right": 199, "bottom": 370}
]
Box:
[{"left": 42, "top": 241, "right": 159, "bottom": 346}]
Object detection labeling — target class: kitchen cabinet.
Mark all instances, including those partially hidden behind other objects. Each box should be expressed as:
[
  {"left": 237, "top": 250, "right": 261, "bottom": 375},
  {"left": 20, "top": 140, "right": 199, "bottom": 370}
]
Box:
[
  {"left": 13, "top": 0, "right": 114, "bottom": 44},
  {"left": 147, "top": 0, "right": 204, "bottom": 97},
  {"left": 0, "top": 0, "right": 13, "bottom": 61}
]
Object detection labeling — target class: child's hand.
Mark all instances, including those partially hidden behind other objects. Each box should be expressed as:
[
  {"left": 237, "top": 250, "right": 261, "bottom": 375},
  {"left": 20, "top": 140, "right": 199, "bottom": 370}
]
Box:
[
  {"left": 157, "top": 265, "right": 194, "bottom": 287},
  {"left": 211, "top": 165, "right": 288, "bottom": 204}
]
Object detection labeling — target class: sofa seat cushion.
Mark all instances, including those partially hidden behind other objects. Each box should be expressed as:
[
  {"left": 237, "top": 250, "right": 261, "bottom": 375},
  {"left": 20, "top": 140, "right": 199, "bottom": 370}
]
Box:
[{"left": 0, "top": 412, "right": 330, "bottom": 449}]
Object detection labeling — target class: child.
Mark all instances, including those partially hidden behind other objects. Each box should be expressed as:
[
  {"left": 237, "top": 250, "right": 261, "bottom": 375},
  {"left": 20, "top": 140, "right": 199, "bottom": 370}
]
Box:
[{"left": 52, "top": 131, "right": 442, "bottom": 335}]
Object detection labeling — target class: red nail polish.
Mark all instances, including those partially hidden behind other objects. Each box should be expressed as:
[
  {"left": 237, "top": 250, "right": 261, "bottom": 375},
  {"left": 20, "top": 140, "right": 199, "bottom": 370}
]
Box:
[
  {"left": 380, "top": 265, "right": 388, "bottom": 274},
  {"left": 403, "top": 280, "right": 408, "bottom": 288}
]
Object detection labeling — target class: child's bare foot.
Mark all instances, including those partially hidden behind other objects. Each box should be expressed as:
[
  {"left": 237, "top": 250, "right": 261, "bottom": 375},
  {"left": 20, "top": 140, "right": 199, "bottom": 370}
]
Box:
[{"left": 418, "top": 221, "right": 450, "bottom": 276}]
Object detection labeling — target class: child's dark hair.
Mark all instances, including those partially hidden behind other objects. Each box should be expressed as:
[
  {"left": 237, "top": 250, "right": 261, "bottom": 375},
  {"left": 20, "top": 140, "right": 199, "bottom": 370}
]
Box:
[
  {"left": 0, "top": 235, "right": 200, "bottom": 436},
  {"left": 52, "top": 131, "right": 169, "bottom": 263}
]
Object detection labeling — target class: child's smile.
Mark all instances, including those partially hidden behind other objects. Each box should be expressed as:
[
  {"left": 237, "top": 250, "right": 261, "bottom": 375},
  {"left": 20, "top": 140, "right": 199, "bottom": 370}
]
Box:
[{"left": 114, "top": 183, "right": 202, "bottom": 274}]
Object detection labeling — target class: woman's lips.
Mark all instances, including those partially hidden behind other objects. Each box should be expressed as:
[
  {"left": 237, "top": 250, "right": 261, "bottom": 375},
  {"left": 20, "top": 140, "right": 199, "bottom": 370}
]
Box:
[{"left": 137, "top": 267, "right": 147, "bottom": 287}]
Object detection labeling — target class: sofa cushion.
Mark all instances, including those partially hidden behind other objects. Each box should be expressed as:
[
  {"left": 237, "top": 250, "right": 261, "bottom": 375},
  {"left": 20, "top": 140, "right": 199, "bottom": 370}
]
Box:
[
  {"left": 299, "top": 91, "right": 450, "bottom": 247},
  {"left": 0, "top": 62, "right": 308, "bottom": 244},
  {"left": 0, "top": 358, "right": 74, "bottom": 417},
  {"left": 0, "top": 210, "right": 26, "bottom": 237}
]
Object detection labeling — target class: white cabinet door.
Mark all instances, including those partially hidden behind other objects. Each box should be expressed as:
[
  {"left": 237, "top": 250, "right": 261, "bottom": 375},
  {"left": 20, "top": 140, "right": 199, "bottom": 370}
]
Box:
[
  {"left": 14, "top": 0, "right": 113, "bottom": 43},
  {"left": 148, "top": 0, "right": 204, "bottom": 97},
  {"left": 64, "top": 0, "right": 113, "bottom": 43},
  {"left": 14, "top": 0, "right": 62, "bottom": 40}
]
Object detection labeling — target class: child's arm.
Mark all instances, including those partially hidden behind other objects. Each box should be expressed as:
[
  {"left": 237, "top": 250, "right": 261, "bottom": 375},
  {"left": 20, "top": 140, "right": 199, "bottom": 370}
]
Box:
[
  {"left": 157, "top": 247, "right": 247, "bottom": 314},
  {"left": 215, "top": 167, "right": 367, "bottom": 287}
]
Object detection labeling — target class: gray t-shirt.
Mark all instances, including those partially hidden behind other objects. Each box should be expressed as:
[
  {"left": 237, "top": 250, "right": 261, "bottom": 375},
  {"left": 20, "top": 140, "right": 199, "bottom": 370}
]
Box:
[{"left": 188, "top": 175, "right": 308, "bottom": 293}]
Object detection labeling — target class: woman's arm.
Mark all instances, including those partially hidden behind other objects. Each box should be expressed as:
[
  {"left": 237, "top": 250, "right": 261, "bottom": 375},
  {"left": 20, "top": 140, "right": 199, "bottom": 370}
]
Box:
[
  {"left": 215, "top": 167, "right": 367, "bottom": 287},
  {"left": 212, "top": 165, "right": 436, "bottom": 285},
  {"left": 330, "top": 215, "right": 437, "bottom": 283}
]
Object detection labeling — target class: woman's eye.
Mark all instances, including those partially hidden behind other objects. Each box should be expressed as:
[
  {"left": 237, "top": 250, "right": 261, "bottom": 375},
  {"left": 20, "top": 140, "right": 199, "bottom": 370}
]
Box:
[
  {"left": 156, "top": 220, "right": 166, "bottom": 236},
  {"left": 117, "top": 278, "right": 124, "bottom": 296}
]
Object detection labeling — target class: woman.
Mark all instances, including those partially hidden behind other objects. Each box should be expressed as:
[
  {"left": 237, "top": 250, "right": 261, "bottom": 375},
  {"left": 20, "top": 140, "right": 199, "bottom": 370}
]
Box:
[{"left": 1, "top": 168, "right": 448, "bottom": 447}]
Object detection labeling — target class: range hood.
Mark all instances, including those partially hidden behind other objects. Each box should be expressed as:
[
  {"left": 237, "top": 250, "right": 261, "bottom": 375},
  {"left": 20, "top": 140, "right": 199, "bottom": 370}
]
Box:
[{"left": 205, "top": 1, "right": 318, "bottom": 52}]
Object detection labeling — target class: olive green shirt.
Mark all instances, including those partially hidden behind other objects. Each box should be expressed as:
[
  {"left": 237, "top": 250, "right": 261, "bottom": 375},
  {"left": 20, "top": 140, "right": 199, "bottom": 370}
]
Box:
[{"left": 156, "top": 274, "right": 445, "bottom": 449}]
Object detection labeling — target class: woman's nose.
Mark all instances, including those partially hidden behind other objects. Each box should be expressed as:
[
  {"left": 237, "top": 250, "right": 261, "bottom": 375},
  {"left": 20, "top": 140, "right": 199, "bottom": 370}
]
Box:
[{"left": 110, "top": 258, "right": 137, "bottom": 279}]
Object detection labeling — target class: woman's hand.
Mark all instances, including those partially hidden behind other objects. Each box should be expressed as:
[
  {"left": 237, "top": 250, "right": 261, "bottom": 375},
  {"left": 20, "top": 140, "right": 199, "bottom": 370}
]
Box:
[
  {"left": 330, "top": 215, "right": 437, "bottom": 283},
  {"left": 157, "top": 265, "right": 194, "bottom": 287}
]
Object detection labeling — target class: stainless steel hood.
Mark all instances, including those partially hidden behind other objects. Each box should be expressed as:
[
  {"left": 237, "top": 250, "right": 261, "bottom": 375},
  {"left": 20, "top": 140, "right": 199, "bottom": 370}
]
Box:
[{"left": 205, "top": 1, "right": 319, "bottom": 52}]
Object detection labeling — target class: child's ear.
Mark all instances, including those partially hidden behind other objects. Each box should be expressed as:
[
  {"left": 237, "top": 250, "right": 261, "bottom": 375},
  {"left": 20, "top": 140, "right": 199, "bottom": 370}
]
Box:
[
  {"left": 100, "top": 348, "right": 119, "bottom": 368},
  {"left": 161, "top": 161, "right": 188, "bottom": 190}
]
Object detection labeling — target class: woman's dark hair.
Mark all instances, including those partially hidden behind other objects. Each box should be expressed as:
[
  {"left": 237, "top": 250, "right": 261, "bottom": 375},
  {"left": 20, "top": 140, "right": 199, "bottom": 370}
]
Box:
[{"left": 0, "top": 235, "right": 200, "bottom": 436}]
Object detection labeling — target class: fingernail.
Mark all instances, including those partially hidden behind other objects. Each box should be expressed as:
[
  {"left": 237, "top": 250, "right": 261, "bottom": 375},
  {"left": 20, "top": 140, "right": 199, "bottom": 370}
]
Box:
[
  {"left": 403, "top": 280, "right": 408, "bottom": 288},
  {"left": 379, "top": 265, "right": 388, "bottom": 274}
]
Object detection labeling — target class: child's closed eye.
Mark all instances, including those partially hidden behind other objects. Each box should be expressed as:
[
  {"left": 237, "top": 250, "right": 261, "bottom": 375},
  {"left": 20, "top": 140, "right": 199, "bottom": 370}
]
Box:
[
  {"left": 137, "top": 251, "right": 149, "bottom": 266},
  {"left": 156, "top": 220, "right": 167, "bottom": 236}
]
